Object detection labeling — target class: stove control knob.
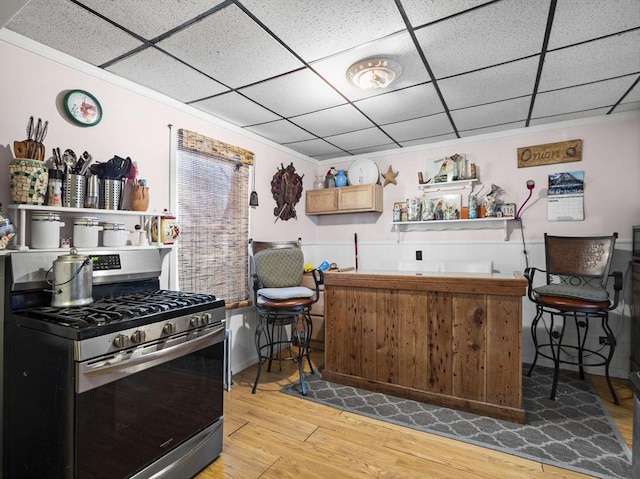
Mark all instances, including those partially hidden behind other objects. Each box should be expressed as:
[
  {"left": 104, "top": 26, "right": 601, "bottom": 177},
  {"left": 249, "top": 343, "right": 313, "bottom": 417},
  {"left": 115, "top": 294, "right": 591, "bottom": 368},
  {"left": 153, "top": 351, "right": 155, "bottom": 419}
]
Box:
[
  {"left": 201, "top": 313, "right": 211, "bottom": 325},
  {"left": 162, "top": 322, "right": 174, "bottom": 335},
  {"left": 190, "top": 316, "right": 199, "bottom": 327},
  {"left": 113, "top": 334, "right": 129, "bottom": 349},
  {"left": 130, "top": 330, "right": 146, "bottom": 344}
]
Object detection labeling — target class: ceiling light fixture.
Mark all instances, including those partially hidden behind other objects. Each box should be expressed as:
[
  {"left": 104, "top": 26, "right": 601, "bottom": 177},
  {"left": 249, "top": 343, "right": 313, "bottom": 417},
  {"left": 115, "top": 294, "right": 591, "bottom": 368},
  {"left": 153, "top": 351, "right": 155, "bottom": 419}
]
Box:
[{"left": 346, "top": 57, "right": 402, "bottom": 90}]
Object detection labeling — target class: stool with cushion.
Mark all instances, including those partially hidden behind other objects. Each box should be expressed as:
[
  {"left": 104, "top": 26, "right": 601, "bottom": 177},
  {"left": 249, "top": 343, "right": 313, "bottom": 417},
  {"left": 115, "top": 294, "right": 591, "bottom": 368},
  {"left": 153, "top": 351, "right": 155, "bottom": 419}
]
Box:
[
  {"left": 525, "top": 233, "right": 622, "bottom": 404},
  {"left": 250, "top": 243, "right": 322, "bottom": 395}
]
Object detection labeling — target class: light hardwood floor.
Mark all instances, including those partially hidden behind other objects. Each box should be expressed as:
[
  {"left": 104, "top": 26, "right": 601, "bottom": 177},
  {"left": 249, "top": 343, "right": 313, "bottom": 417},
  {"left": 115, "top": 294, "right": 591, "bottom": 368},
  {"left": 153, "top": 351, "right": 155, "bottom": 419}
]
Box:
[{"left": 198, "top": 350, "right": 633, "bottom": 479}]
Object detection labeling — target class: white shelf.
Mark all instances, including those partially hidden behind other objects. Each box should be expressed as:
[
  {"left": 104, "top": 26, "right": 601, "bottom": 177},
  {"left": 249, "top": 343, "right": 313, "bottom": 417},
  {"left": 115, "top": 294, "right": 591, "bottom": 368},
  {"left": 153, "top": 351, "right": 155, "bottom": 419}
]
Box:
[
  {"left": 418, "top": 178, "right": 477, "bottom": 192},
  {"left": 6, "top": 204, "right": 172, "bottom": 250},
  {"left": 391, "top": 217, "right": 516, "bottom": 240}
]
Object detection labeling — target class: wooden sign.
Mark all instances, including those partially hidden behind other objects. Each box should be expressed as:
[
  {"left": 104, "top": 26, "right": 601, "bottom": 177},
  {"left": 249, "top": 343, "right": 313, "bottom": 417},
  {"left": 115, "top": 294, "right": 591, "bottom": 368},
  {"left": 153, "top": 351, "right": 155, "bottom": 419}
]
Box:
[{"left": 517, "top": 139, "right": 582, "bottom": 168}]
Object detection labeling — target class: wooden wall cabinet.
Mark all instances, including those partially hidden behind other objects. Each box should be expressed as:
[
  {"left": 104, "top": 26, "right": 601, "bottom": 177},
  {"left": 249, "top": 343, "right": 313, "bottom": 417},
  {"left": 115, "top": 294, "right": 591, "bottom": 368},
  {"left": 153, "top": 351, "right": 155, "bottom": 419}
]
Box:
[
  {"left": 631, "top": 261, "right": 640, "bottom": 371},
  {"left": 306, "top": 184, "right": 383, "bottom": 215}
]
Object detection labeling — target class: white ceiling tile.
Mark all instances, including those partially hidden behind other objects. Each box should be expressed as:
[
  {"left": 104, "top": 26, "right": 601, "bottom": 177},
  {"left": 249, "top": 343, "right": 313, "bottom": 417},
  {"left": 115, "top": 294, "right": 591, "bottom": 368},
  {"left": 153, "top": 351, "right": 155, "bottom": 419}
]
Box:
[
  {"left": 539, "top": 31, "right": 640, "bottom": 91},
  {"left": 459, "top": 121, "right": 526, "bottom": 137},
  {"left": 310, "top": 31, "right": 430, "bottom": 102},
  {"left": 401, "top": 0, "right": 495, "bottom": 26},
  {"left": 623, "top": 81, "right": 640, "bottom": 103},
  {"left": 382, "top": 113, "right": 454, "bottom": 141},
  {"left": 450, "top": 97, "right": 531, "bottom": 131},
  {"left": 400, "top": 133, "right": 458, "bottom": 147},
  {"left": 240, "top": 0, "right": 407, "bottom": 62},
  {"left": 533, "top": 77, "right": 635, "bottom": 117},
  {"left": 157, "top": 4, "right": 303, "bottom": 88},
  {"left": 245, "top": 120, "right": 315, "bottom": 144},
  {"left": 614, "top": 101, "right": 640, "bottom": 113},
  {"left": 191, "top": 92, "right": 280, "bottom": 126},
  {"left": 241, "top": 69, "right": 346, "bottom": 118},
  {"left": 355, "top": 84, "right": 443, "bottom": 125},
  {"left": 77, "top": 0, "right": 223, "bottom": 39},
  {"left": 548, "top": 0, "right": 640, "bottom": 49},
  {"left": 325, "top": 127, "right": 395, "bottom": 151},
  {"left": 529, "top": 109, "right": 611, "bottom": 126},
  {"left": 349, "top": 143, "right": 399, "bottom": 155},
  {"left": 291, "top": 105, "right": 374, "bottom": 137},
  {"left": 284, "top": 139, "right": 345, "bottom": 157},
  {"left": 6, "top": 0, "right": 143, "bottom": 65},
  {"left": 106, "top": 48, "right": 227, "bottom": 102},
  {"left": 416, "top": 0, "right": 550, "bottom": 79},
  {"left": 438, "top": 57, "right": 539, "bottom": 110}
]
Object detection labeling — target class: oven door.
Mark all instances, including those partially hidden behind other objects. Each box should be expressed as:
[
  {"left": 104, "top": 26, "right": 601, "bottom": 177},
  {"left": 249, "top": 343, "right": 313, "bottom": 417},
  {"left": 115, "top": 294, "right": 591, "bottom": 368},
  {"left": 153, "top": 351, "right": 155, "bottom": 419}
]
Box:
[{"left": 76, "top": 325, "right": 225, "bottom": 479}]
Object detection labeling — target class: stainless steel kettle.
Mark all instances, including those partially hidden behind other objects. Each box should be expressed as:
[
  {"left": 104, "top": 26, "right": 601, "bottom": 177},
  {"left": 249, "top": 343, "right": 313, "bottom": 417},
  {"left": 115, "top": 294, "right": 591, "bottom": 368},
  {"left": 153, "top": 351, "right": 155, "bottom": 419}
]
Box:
[{"left": 50, "top": 248, "right": 93, "bottom": 307}]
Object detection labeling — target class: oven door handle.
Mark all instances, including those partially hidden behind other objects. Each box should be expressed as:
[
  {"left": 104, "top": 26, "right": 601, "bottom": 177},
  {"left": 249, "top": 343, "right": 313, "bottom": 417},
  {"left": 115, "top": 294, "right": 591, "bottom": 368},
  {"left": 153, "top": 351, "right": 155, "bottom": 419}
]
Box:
[{"left": 78, "top": 325, "right": 225, "bottom": 393}]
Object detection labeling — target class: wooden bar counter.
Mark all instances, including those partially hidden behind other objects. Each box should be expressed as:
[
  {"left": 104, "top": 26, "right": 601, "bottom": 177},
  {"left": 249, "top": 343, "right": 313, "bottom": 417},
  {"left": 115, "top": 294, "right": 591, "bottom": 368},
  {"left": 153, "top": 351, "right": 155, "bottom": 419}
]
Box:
[{"left": 322, "top": 270, "right": 527, "bottom": 423}]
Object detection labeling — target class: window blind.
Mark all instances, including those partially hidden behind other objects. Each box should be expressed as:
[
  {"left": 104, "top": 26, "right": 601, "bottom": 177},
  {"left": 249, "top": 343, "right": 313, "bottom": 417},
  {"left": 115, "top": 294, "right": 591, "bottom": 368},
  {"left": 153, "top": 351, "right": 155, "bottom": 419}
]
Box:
[{"left": 176, "top": 129, "right": 252, "bottom": 308}]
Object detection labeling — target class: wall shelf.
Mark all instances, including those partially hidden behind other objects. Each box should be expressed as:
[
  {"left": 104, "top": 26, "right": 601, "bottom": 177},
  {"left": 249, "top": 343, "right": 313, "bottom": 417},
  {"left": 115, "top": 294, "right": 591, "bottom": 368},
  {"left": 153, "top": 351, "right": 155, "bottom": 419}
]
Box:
[
  {"left": 418, "top": 178, "right": 477, "bottom": 192},
  {"left": 6, "top": 204, "right": 171, "bottom": 250},
  {"left": 391, "top": 217, "right": 516, "bottom": 241}
]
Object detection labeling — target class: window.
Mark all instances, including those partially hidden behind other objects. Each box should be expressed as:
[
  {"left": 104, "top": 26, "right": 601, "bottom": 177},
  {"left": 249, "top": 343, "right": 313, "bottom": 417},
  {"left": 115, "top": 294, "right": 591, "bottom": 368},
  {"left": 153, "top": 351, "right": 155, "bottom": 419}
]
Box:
[{"left": 176, "top": 129, "right": 251, "bottom": 308}]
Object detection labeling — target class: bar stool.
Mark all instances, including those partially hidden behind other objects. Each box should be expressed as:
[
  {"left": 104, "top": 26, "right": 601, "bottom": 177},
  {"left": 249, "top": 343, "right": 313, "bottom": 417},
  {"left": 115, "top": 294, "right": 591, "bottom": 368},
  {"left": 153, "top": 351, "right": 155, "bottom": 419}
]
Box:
[
  {"left": 525, "top": 233, "right": 622, "bottom": 404},
  {"left": 249, "top": 240, "right": 322, "bottom": 395}
]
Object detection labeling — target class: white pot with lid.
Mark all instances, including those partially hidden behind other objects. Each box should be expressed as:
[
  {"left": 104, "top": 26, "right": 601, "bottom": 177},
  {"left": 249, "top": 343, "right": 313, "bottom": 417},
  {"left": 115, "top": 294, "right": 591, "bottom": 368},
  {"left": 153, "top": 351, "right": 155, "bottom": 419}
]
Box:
[
  {"left": 31, "top": 212, "right": 65, "bottom": 249},
  {"left": 102, "top": 222, "right": 129, "bottom": 247},
  {"left": 73, "top": 217, "right": 102, "bottom": 248}
]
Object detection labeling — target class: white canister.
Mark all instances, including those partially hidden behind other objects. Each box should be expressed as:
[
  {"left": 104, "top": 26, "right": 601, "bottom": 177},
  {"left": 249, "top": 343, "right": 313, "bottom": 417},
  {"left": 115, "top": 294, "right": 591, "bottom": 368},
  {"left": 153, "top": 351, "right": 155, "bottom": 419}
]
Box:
[
  {"left": 31, "top": 213, "right": 65, "bottom": 249},
  {"left": 102, "top": 222, "right": 129, "bottom": 247},
  {"left": 73, "top": 217, "right": 102, "bottom": 248}
]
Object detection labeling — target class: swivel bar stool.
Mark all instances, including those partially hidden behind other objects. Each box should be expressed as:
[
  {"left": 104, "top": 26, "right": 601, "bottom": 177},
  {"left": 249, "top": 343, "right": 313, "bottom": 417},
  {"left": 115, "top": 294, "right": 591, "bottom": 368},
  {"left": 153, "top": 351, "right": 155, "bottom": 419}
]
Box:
[
  {"left": 525, "top": 233, "right": 622, "bottom": 404},
  {"left": 249, "top": 240, "right": 322, "bottom": 395}
]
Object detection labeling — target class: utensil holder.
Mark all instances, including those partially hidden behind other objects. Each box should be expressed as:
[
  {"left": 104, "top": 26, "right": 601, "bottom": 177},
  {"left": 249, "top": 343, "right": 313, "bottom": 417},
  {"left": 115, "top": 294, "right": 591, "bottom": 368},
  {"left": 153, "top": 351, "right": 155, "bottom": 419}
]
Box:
[
  {"left": 9, "top": 158, "right": 48, "bottom": 205},
  {"left": 100, "top": 179, "right": 124, "bottom": 210},
  {"left": 63, "top": 174, "right": 86, "bottom": 208}
]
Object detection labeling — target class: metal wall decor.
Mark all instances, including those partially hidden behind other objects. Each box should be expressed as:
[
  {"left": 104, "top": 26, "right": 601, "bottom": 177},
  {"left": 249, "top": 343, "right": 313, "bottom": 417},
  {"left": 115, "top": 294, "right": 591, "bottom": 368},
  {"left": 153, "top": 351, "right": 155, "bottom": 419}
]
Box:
[{"left": 271, "top": 163, "right": 303, "bottom": 222}]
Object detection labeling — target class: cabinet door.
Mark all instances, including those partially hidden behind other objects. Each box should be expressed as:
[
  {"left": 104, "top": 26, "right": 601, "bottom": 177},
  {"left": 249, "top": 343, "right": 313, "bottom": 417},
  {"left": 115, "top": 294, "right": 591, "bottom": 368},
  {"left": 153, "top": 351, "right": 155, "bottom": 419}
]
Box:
[
  {"left": 305, "top": 189, "right": 337, "bottom": 214},
  {"left": 338, "top": 184, "right": 382, "bottom": 212},
  {"left": 631, "top": 262, "right": 640, "bottom": 371}
]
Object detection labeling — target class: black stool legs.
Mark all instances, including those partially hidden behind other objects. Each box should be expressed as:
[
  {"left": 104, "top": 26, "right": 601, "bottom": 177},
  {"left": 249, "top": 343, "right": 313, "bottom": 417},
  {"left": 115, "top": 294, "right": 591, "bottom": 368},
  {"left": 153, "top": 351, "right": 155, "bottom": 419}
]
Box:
[
  {"left": 252, "top": 307, "right": 314, "bottom": 395},
  {"left": 527, "top": 307, "right": 619, "bottom": 405}
]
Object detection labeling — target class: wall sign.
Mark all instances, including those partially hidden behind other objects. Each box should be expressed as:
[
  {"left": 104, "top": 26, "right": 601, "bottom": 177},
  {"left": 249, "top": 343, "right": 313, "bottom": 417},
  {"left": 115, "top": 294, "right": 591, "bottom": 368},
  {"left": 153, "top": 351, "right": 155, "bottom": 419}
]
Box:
[{"left": 517, "top": 139, "right": 582, "bottom": 168}]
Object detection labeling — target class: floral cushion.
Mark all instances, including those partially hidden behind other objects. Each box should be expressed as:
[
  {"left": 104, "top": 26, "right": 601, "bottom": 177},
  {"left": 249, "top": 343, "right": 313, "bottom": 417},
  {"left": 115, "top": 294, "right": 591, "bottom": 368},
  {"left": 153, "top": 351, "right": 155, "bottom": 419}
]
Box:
[{"left": 534, "top": 284, "right": 609, "bottom": 302}]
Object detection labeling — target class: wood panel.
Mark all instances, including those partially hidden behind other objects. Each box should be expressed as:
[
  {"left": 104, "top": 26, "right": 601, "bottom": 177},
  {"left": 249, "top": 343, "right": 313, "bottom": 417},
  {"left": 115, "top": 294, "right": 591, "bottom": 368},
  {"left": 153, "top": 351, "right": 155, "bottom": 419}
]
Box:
[{"left": 322, "top": 271, "right": 527, "bottom": 423}]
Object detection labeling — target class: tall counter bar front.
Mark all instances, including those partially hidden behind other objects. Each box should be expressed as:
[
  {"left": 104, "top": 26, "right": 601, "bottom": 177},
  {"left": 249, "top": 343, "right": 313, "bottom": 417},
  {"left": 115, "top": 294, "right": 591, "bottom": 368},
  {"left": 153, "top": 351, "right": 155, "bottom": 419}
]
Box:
[{"left": 322, "top": 270, "right": 527, "bottom": 423}]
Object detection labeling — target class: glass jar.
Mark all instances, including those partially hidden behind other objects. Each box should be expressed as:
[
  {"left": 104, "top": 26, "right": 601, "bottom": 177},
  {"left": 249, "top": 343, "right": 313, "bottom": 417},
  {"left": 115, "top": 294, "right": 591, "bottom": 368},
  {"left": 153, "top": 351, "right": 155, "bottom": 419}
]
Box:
[
  {"left": 46, "top": 169, "right": 63, "bottom": 207},
  {"left": 313, "top": 175, "right": 325, "bottom": 190}
]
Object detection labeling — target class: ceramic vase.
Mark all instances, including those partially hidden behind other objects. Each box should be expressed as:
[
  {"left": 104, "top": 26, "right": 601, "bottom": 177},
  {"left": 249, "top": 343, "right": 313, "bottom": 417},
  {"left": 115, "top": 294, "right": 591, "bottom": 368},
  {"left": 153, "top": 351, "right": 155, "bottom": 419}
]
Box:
[
  {"left": 130, "top": 185, "right": 150, "bottom": 212},
  {"left": 335, "top": 169, "right": 348, "bottom": 187}
]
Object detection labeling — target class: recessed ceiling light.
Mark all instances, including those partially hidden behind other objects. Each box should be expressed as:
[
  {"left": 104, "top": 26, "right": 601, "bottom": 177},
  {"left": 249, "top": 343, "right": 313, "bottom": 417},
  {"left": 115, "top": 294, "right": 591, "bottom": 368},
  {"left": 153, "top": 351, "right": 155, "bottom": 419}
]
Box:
[{"left": 346, "top": 57, "right": 402, "bottom": 90}]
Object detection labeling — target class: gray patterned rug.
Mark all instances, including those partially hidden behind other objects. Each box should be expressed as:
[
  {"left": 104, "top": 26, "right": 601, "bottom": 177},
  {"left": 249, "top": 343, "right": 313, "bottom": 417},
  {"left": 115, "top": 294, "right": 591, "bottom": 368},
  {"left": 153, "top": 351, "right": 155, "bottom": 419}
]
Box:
[{"left": 282, "top": 365, "right": 631, "bottom": 479}]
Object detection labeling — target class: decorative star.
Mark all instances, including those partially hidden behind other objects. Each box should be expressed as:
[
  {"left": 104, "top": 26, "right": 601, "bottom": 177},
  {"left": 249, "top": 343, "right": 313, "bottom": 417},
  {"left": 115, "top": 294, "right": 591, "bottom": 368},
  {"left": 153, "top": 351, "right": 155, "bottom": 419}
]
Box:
[{"left": 381, "top": 165, "right": 398, "bottom": 186}]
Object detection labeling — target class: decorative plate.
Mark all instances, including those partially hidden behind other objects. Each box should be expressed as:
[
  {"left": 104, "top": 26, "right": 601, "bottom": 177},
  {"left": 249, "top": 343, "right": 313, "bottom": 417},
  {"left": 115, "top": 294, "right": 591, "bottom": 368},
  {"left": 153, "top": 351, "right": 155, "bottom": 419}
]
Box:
[
  {"left": 347, "top": 159, "right": 379, "bottom": 185},
  {"left": 63, "top": 89, "right": 102, "bottom": 126}
]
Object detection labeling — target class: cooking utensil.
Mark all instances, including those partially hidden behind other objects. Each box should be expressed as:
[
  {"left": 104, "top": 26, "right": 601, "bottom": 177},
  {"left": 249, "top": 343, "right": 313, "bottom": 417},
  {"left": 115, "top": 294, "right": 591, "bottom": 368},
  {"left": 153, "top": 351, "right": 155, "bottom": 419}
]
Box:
[
  {"left": 79, "top": 151, "right": 93, "bottom": 175},
  {"left": 63, "top": 149, "right": 77, "bottom": 173}
]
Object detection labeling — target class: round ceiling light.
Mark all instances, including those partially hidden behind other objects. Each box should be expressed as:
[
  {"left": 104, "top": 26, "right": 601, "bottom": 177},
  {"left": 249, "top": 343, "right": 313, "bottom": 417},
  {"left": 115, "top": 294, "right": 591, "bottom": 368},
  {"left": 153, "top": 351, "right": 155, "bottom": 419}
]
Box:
[{"left": 346, "top": 58, "right": 402, "bottom": 90}]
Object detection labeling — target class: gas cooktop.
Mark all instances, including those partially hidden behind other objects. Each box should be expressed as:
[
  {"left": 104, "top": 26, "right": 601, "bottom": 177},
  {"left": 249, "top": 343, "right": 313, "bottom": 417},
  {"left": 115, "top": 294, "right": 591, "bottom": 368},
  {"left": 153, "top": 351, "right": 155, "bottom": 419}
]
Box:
[{"left": 14, "top": 290, "right": 225, "bottom": 339}]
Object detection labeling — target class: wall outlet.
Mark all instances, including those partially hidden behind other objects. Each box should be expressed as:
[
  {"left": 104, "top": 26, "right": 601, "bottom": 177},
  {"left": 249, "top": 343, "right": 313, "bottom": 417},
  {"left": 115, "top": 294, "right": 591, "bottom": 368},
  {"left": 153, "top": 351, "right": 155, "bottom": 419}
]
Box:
[{"left": 416, "top": 250, "right": 422, "bottom": 260}]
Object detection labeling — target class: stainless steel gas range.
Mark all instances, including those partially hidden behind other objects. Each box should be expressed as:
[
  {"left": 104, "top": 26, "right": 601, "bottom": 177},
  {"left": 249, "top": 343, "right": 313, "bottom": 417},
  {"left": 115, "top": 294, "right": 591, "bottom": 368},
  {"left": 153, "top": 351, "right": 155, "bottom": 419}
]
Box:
[{"left": 3, "top": 249, "right": 226, "bottom": 479}]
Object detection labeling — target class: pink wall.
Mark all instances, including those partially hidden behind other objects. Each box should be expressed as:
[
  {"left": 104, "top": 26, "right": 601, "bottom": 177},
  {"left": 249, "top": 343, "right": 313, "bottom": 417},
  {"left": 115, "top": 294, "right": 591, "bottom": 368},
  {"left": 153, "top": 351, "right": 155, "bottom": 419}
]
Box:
[
  {"left": 315, "top": 116, "right": 640, "bottom": 244},
  {"left": 1, "top": 35, "right": 639, "bottom": 248}
]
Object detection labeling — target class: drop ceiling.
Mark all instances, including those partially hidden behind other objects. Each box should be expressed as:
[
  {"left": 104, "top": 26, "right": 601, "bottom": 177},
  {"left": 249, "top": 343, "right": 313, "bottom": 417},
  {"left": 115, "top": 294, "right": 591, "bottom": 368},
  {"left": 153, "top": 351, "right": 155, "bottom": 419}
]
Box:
[{"left": 3, "top": 0, "right": 640, "bottom": 160}]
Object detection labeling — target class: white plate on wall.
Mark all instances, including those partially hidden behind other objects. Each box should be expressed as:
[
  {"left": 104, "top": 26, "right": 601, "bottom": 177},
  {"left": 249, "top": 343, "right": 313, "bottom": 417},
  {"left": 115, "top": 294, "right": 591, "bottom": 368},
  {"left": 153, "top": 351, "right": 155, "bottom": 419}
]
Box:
[{"left": 347, "top": 159, "right": 379, "bottom": 186}]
